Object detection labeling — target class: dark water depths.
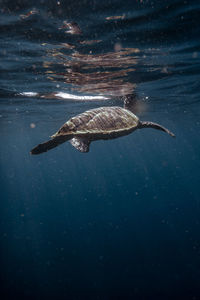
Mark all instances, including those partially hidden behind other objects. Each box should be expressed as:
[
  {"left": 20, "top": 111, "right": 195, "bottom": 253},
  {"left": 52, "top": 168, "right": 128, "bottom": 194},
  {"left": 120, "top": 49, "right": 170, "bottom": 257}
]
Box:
[{"left": 1, "top": 0, "right": 200, "bottom": 299}]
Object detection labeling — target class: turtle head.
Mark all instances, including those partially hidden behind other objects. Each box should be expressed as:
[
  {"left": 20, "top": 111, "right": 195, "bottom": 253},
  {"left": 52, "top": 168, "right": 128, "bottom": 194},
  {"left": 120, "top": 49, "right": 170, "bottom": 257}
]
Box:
[{"left": 139, "top": 121, "right": 175, "bottom": 138}]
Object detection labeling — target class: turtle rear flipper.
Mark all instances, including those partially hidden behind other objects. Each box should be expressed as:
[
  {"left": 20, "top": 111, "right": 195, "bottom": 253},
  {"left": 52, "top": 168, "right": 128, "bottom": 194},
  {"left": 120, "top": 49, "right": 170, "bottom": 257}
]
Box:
[
  {"left": 30, "top": 135, "right": 72, "bottom": 155},
  {"left": 70, "top": 137, "right": 91, "bottom": 153}
]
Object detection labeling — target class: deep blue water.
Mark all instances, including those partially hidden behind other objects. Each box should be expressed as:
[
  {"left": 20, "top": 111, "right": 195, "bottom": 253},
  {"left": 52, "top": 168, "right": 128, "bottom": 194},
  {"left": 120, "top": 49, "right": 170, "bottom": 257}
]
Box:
[{"left": 1, "top": 0, "right": 200, "bottom": 299}]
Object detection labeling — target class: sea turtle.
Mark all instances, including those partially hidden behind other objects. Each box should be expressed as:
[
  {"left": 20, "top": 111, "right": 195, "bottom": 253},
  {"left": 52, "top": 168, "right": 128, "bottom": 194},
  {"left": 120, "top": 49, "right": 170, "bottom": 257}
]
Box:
[{"left": 30, "top": 106, "right": 175, "bottom": 154}]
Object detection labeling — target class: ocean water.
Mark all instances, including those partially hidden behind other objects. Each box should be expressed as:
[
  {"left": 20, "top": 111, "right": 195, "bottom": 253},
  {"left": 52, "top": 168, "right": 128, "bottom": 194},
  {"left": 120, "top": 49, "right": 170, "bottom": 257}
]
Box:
[{"left": 1, "top": 0, "right": 200, "bottom": 299}]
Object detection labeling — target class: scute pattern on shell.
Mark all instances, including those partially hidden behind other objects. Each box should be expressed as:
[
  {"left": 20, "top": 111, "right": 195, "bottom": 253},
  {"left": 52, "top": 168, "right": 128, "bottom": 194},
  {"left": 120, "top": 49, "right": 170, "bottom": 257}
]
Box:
[{"left": 54, "top": 106, "right": 139, "bottom": 136}]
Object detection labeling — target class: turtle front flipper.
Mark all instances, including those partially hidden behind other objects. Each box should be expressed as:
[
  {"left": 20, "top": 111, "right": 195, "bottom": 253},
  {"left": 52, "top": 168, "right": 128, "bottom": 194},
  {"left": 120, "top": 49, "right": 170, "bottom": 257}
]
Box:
[
  {"left": 30, "top": 135, "right": 72, "bottom": 155},
  {"left": 70, "top": 137, "right": 91, "bottom": 153}
]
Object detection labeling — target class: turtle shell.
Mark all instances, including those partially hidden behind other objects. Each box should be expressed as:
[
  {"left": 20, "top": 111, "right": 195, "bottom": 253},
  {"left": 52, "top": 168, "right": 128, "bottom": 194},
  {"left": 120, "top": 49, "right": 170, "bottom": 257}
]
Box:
[{"left": 52, "top": 106, "right": 139, "bottom": 137}]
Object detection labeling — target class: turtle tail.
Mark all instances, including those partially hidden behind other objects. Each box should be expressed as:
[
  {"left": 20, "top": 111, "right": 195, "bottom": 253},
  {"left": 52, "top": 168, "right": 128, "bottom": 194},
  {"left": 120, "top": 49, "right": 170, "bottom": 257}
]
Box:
[
  {"left": 138, "top": 121, "right": 175, "bottom": 138},
  {"left": 30, "top": 135, "right": 72, "bottom": 155}
]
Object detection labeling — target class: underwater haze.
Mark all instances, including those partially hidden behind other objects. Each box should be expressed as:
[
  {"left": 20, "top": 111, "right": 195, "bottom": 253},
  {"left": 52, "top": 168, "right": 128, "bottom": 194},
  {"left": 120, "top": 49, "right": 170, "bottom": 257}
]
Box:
[{"left": 0, "top": 0, "right": 200, "bottom": 299}]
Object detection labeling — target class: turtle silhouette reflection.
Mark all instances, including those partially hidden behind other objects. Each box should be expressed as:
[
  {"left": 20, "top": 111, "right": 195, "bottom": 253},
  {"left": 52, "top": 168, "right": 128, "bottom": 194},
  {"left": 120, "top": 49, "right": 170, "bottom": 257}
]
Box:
[
  {"left": 31, "top": 106, "right": 175, "bottom": 154},
  {"left": 43, "top": 45, "right": 139, "bottom": 98}
]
